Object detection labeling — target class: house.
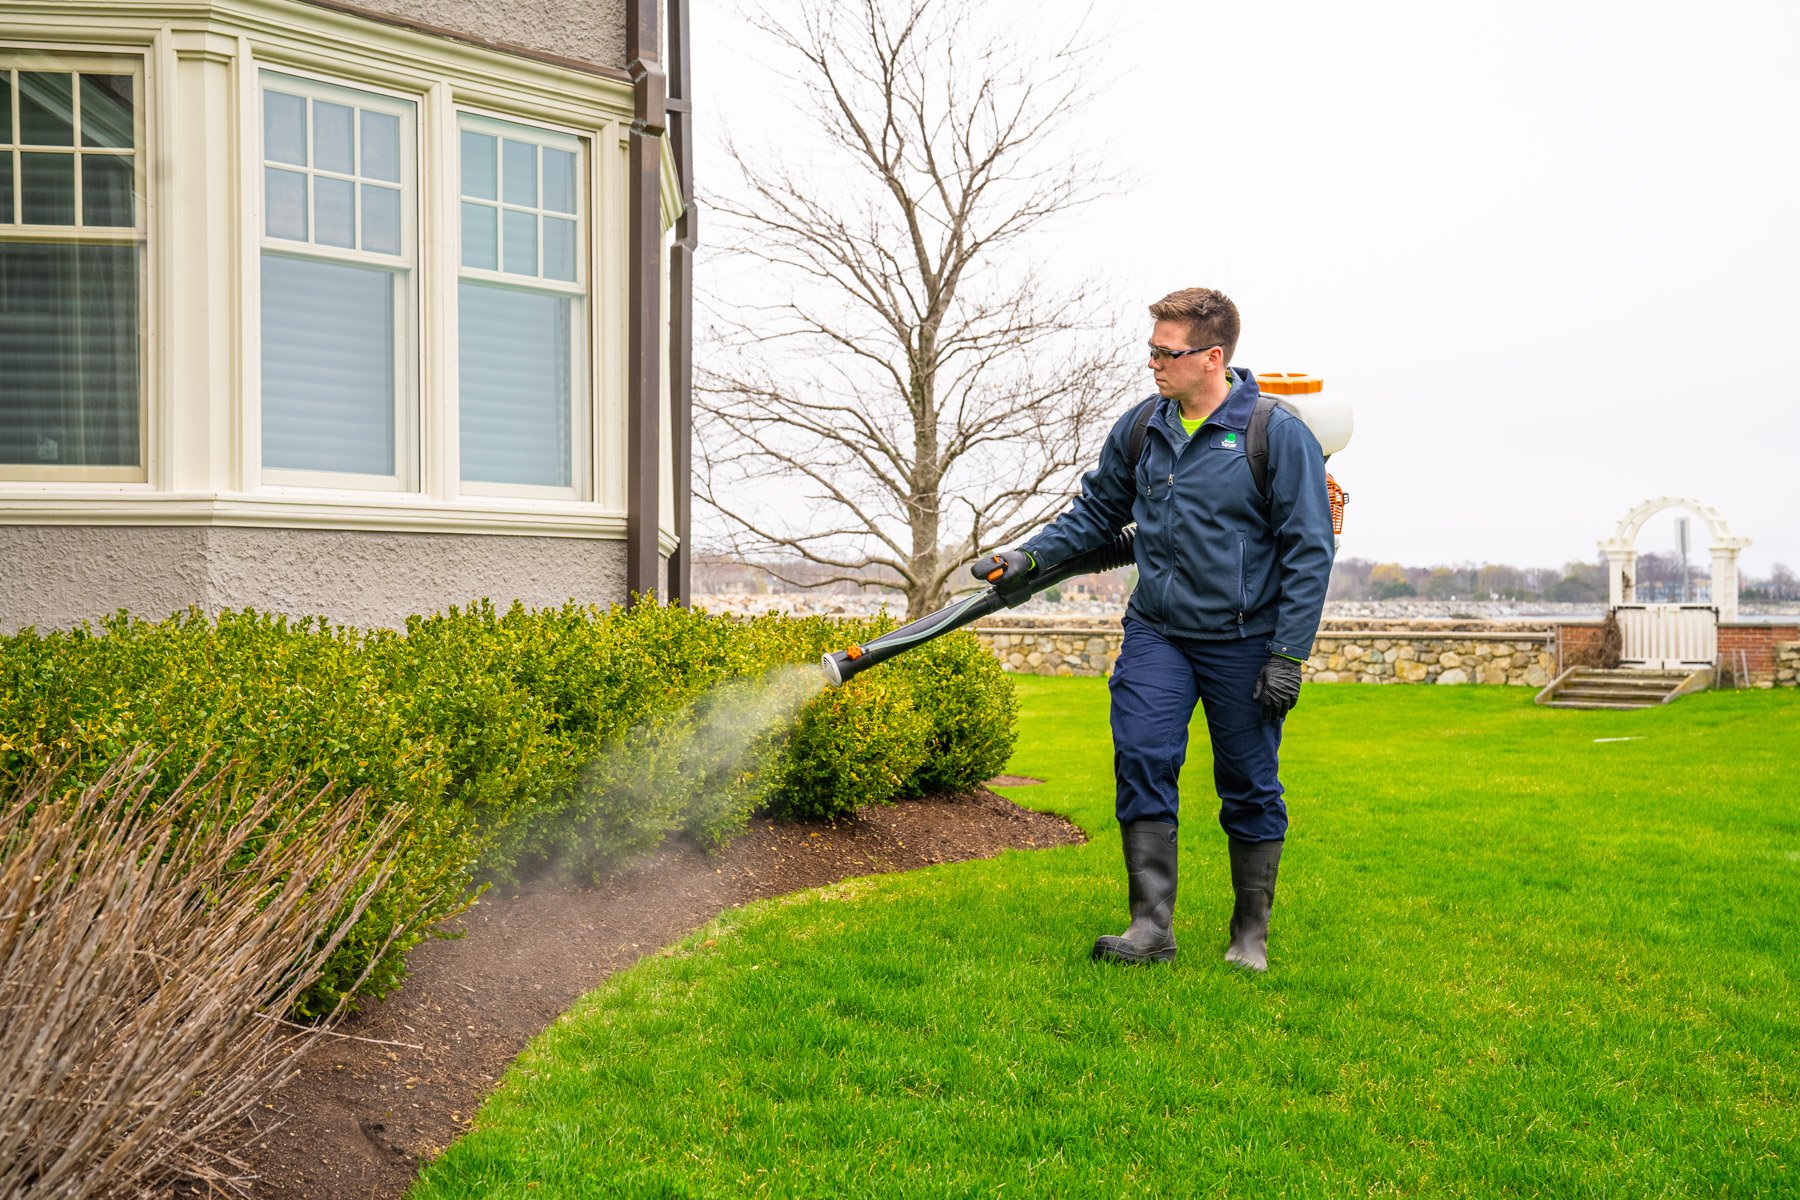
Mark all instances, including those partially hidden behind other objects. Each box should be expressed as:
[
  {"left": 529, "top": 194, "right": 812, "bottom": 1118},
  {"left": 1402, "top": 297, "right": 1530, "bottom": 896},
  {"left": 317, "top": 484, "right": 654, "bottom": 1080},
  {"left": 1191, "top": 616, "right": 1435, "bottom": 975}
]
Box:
[{"left": 0, "top": 0, "right": 694, "bottom": 631}]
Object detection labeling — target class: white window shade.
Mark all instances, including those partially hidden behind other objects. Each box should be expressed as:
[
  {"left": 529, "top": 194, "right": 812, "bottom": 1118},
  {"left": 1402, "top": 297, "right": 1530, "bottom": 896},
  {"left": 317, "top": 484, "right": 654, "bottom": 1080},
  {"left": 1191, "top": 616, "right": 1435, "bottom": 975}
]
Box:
[
  {"left": 261, "top": 254, "right": 396, "bottom": 475},
  {"left": 458, "top": 281, "right": 572, "bottom": 488}
]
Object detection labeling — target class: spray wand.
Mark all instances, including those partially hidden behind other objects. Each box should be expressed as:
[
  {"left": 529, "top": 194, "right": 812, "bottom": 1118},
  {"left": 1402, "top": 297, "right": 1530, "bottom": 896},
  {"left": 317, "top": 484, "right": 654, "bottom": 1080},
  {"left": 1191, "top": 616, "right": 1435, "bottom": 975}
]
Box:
[{"left": 821, "top": 529, "right": 1137, "bottom": 687}]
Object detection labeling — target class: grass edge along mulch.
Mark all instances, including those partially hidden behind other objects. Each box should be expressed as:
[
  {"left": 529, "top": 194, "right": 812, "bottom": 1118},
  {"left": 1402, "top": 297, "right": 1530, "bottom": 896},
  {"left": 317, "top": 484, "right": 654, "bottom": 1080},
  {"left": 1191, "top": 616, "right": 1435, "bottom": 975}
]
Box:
[
  {"left": 236, "top": 787, "right": 1081, "bottom": 1200},
  {"left": 409, "top": 681, "right": 1800, "bottom": 1199}
]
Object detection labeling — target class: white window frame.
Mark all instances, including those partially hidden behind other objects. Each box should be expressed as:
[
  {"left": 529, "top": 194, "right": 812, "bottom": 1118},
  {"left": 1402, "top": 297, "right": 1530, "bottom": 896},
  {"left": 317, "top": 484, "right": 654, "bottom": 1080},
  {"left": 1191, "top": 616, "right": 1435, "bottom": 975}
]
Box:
[
  {"left": 454, "top": 110, "right": 590, "bottom": 502},
  {"left": 0, "top": 48, "right": 149, "bottom": 484},
  {"left": 254, "top": 68, "right": 420, "bottom": 494}
]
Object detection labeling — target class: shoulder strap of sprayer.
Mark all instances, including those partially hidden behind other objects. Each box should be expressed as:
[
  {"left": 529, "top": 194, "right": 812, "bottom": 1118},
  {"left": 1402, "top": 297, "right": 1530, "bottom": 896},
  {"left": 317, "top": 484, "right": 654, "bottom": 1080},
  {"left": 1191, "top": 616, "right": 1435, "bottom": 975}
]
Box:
[
  {"left": 1124, "top": 396, "right": 1158, "bottom": 473},
  {"left": 1125, "top": 393, "right": 1301, "bottom": 499}
]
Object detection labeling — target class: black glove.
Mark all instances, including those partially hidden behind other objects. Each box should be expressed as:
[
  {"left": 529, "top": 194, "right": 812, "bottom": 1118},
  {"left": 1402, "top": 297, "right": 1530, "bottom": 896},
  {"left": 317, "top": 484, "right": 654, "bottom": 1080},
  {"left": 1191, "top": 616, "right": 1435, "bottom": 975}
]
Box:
[
  {"left": 1252, "top": 655, "right": 1304, "bottom": 723},
  {"left": 970, "top": 549, "right": 1036, "bottom": 587}
]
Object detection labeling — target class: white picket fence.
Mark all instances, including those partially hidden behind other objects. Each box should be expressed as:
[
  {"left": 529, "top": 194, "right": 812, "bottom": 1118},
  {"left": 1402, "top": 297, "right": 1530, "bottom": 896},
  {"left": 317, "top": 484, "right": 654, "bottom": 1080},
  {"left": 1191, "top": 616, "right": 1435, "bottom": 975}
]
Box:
[{"left": 1616, "top": 604, "right": 1717, "bottom": 669}]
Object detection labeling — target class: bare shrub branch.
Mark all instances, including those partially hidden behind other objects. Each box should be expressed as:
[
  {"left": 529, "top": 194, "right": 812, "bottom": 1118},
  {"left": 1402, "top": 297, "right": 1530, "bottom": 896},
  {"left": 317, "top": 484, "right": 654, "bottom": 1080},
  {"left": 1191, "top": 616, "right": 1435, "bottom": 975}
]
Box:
[{"left": 0, "top": 754, "right": 403, "bottom": 1198}]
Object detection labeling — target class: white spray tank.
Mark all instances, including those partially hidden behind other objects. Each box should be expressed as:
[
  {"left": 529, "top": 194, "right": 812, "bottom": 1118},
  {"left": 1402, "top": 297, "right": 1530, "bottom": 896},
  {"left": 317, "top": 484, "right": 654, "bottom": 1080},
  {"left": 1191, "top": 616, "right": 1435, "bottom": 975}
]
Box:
[{"left": 1254, "top": 373, "right": 1351, "bottom": 548}]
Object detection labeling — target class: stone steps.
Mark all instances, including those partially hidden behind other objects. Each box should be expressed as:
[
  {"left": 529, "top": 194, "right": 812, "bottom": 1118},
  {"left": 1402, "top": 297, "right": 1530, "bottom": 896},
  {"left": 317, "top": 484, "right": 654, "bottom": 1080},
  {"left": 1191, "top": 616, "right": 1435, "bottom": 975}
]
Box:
[
  {"left": 1534, "top": 666, "right": 1712, "bottom": 709},
  {"left": 1544, "top": 699, "right": 1661, "bottom": 710}
]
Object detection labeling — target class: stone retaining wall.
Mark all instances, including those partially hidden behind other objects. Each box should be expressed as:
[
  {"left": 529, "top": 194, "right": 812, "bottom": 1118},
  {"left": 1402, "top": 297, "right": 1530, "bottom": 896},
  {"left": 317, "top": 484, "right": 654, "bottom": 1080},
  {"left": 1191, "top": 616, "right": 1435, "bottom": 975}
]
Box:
[
  {"left": 972, "top": 616, "right": 1795, "bottom": 690},
  {"left": 976, "top": 623, "right": 1121, "bottom": 677},
  {"left": 973, "top": 617, "right": 1556, "bottom": 686},
  {"left": 1304, "top": 631, "right": 1554, "bottom": 687}
]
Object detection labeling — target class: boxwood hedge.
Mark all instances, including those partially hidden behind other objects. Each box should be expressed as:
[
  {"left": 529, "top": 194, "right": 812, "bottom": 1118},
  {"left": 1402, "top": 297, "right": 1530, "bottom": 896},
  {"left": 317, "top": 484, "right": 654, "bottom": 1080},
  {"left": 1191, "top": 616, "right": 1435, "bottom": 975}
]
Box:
[{"left": 0, "top": 601, "right": 1013, "bottom": 1014}]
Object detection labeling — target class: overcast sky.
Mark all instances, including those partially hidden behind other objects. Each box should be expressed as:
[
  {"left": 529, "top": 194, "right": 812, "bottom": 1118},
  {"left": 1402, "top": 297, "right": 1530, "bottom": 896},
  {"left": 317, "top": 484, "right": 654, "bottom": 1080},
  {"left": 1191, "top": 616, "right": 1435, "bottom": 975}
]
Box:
[{"left": 693, "top": 1, "right": 1800, "bottom": 577}]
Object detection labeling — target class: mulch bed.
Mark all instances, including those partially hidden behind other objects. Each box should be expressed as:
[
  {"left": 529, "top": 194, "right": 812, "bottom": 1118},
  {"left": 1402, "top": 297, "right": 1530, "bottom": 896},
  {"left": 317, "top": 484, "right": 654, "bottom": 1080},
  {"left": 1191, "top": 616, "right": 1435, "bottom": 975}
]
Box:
[{"left": 235, "top": 786, "right": 1082, "bottom": 1200}]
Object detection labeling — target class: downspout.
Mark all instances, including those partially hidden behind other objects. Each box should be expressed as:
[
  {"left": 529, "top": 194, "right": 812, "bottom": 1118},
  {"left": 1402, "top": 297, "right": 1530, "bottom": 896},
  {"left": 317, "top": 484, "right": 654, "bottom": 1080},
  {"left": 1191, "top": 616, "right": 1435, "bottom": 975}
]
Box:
[
  {"left": 624, "top": 0, "right": 665, "bottom": 603},
  {"left": 667, "top": 0, "right": 695, "bottom": 605}
]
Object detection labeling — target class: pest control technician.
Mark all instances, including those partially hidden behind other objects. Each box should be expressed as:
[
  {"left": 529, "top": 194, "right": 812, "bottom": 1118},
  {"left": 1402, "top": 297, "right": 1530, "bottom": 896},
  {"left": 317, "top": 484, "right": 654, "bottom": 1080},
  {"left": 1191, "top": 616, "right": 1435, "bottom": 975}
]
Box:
[{"left": 972, "top": 287, "right": 1334, "bottom": 971}]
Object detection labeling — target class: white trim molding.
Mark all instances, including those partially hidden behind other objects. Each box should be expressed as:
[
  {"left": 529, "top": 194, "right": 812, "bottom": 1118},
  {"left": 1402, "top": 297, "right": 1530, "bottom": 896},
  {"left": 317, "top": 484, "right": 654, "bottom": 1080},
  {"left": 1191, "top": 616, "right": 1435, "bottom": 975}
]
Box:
[{"left": 0, "top": 490, "right": 628, "bottom": 538}]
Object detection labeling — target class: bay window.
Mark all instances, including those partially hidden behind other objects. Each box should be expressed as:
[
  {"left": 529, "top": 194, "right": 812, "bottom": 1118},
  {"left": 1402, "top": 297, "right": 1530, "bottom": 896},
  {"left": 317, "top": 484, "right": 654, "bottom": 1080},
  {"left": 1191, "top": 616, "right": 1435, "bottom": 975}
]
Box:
[
  {"left": 259, "top": 72, "right": 417, "bottom": 489},
  {"left": 1, "top": 9, "right": 635, "bottom": 535},
  {"left": 0, "top": 59, "right": 144, "bottom": 479}
]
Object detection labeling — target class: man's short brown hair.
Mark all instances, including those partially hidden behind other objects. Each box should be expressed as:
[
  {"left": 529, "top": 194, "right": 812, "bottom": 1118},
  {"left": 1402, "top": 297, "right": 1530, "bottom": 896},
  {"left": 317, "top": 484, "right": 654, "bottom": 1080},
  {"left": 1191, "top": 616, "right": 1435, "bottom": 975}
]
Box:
[{"left": 1148, "top": 288, "right": 1240, "bottom": 364}]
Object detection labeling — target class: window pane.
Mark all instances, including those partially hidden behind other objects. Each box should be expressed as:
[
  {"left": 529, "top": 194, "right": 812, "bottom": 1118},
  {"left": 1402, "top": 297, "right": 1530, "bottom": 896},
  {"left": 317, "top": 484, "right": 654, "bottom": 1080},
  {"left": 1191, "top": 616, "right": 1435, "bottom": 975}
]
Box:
[
  {"left": 80, "top": 76, "right": 134, "bottom": 149},
  {"left": 265, "top": 167, "right": 307, "bottom": 240},
  {"left": 19, "top": 73, "right": 73, "bottom": 146},
  {"left": 261, "top": 254, "right": 396, "bottom": 476},
  {"left": 314, "top": 100, "right": 354, "bottom": 175},
  {"left": 82, "top": 155, "right": 134, "bottom": 227},
  {"left": 502, "top": 209, "right": 536, "bottom": 276},
  {"left": 264, "top": 90, "right": 307, "bottom": 166},
  {"left": 1, "top": 73, "right": 13, "bottom": 145},
  {"left": 461, "top": 130, "right": 496, "bottom": 200},
  {"left": 0, "top": 156, "right": 12, "bottom": 224},
  {"left": 314, "top": 175, "right": 355, "bottom": 248},
  {"left": 502, "top": 139, "right": 536, "bottom": 207},
  {"left": 543, "top": 216, "right": 576, "bottom": 282},
  {"left": 459, "top": 281, "right": 572, "bottom": 487},
  {"left": 461, "top": 201, "right": 496, "bottom": 270},
  {"left": 361, "top": 183, "right": 400, "bottom": 254},
  {"left": 0, "top": 242, "right": 140, "bottom": 467},
  {"left": 542, "top": 148, "right": 577, "bottom": 215},
  {"left": 20, "top": 153, "right": 74, "bottom": 225},
  {"left": 361, "top": 110, "right": 400, "bottom": 182}
]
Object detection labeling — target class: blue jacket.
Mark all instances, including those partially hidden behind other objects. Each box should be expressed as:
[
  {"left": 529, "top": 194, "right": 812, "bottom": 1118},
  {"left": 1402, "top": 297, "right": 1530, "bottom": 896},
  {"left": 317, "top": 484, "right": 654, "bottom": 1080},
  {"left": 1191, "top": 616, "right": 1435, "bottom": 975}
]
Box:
[{"left": 1021, "top": 367, "right": 1334, "bottom": 660}]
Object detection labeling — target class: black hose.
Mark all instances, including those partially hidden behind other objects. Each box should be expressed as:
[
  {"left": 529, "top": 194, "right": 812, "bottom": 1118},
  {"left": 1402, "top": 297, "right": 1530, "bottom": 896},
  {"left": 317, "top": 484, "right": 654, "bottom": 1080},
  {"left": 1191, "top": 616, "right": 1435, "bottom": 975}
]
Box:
[{"left": 821, "top": 528, "right": 1136, "bottom": 686}]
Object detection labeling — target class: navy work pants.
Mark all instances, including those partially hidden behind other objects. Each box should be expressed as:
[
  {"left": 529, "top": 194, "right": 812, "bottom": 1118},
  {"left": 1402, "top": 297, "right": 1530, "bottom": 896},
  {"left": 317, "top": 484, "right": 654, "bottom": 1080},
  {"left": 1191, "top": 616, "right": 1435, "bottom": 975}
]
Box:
[{"left": 1108, "top": 616, "right": 1287, "bottom": 842}]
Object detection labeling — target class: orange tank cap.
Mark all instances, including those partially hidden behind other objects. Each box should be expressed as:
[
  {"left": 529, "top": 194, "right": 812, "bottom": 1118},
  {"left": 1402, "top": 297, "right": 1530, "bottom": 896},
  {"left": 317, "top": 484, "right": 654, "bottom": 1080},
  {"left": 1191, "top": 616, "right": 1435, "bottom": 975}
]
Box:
[{"left": 1254, "top": 373, "right": 1324, "bottom": 395}]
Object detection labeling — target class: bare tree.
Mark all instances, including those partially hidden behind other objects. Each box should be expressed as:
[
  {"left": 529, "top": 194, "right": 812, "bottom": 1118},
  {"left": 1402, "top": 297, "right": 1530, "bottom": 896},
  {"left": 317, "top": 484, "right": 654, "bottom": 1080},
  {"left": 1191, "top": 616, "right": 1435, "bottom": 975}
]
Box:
[{"left": 697, "top": 0, "right": 1131, "bottom": 617}]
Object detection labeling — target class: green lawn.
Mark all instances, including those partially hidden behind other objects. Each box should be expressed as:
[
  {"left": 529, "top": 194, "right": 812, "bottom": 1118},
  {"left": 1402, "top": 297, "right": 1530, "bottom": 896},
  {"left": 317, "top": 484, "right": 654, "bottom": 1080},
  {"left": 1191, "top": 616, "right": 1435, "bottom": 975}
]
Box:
[{"left": 410, "top": 681, "right": 1800, "bottom": 1198}]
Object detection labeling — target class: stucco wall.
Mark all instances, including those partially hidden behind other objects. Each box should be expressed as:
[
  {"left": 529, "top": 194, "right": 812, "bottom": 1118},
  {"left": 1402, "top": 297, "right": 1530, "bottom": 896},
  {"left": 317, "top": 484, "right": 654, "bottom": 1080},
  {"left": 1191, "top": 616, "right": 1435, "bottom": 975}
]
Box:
[
  {"left": 0, "top": 527, "right": 211, "bottom": 632},
  {"left": 0, "top": 526, "right": 628, "bottom": 632},
  {"left": 321, "top": 0, "right": 628, "bottom": 68}
]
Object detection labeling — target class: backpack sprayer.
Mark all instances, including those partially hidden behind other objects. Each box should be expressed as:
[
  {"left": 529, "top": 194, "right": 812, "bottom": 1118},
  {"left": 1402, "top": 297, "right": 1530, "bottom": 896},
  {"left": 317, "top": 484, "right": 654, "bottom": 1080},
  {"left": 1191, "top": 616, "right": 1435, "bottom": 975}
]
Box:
[
  {"left": 819, "top": 373, "right": 1353, "bottom": 688},
  {"left": 821, "top": 529, "right": 1137, "bottom": 687}
]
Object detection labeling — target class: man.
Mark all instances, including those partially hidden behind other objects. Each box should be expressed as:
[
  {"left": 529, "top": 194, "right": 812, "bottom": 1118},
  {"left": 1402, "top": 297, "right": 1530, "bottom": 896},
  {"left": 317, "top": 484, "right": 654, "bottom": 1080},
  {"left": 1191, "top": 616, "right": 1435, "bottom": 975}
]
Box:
[{"left": 972, "top": 288, "right": 1333, "bottom": 971}]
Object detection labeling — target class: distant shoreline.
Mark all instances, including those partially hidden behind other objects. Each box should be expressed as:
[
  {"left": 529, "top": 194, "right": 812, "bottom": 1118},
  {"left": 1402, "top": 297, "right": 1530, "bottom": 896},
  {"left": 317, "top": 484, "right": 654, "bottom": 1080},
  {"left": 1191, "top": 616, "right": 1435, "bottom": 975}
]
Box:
[{"left": 691, "top": 594, "right": 1800, "bottom": 625}]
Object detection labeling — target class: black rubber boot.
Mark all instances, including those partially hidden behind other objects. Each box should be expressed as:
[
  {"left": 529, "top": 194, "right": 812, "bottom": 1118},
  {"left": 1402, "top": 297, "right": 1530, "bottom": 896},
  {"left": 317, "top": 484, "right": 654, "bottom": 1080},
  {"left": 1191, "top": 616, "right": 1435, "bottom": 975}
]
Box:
[
  {"left": 1224, "top": 837, "right": 1283, "bottom": 972},
  {"left": 1091, "top": 821, "right": 1178, "bottom": 964}
]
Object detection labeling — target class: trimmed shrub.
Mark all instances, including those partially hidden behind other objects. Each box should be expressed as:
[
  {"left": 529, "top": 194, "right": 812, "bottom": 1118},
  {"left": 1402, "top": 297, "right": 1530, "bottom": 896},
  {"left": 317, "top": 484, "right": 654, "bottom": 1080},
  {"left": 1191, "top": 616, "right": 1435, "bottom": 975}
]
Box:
[
  {"left": 756, "top": 666, "right": 931, "bottom": 822},
  {"left": 0, "top": 600, "right": 1014, "bottom": 1008},
  {"left": 494, "top": 600, "right": 739, "bottom": 878},
  {"left": 888, "top": 629, "right": 1019, "bottom": 796}
]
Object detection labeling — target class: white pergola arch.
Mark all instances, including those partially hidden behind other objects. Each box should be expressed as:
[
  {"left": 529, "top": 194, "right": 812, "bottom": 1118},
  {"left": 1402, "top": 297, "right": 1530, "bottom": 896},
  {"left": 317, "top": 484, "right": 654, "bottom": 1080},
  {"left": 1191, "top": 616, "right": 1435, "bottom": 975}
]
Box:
[{"left": 1597, "top": 497, "right": 1752, "bottom": 621}]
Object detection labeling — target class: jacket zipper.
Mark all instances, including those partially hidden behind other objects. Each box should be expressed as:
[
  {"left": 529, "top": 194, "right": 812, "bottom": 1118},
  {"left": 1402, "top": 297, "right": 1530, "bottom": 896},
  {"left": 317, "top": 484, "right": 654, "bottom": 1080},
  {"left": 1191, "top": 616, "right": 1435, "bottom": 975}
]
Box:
[
  {"left": 1156, "top": 434, "right": 1175, "bottom": 618},
  {"left": 1236, "top": 539, "right": 1247, "bottom": 624}
]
